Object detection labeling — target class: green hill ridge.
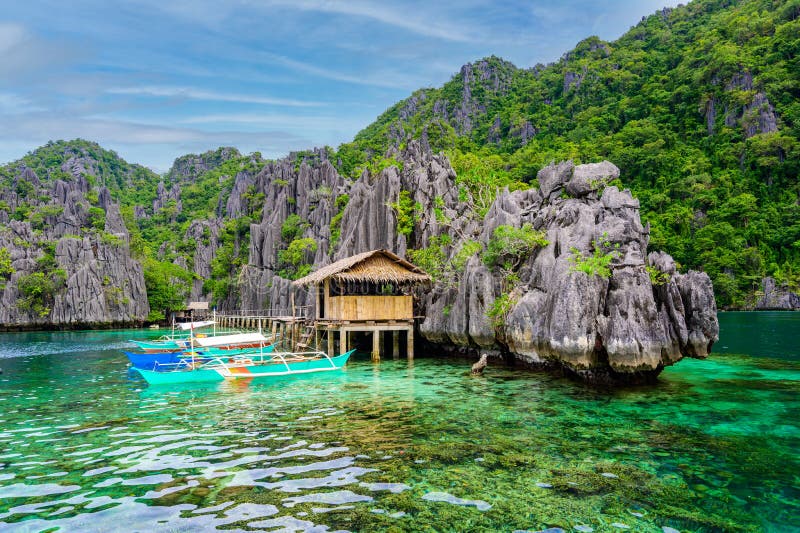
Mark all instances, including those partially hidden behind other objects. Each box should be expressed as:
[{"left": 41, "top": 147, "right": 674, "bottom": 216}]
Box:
[{"left": 1, "top": 0, "right": 799, "bottom": 315}]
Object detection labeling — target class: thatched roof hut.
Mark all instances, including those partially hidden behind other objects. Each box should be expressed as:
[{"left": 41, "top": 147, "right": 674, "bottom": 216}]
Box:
[{"left": 292, "top": 249, "right": 431, "bottom": 287}]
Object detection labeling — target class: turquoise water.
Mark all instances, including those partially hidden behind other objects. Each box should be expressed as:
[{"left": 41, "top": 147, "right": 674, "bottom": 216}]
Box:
[{"left": 0, "top": 315, "right": 798, "bottom": 532}]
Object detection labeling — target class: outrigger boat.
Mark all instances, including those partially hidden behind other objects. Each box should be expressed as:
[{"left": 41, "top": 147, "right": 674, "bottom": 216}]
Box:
[
  {"left": 131, "top": 332, "right": 274, "bottom": 352},
  {"left": 124, "top": 344, "right": 277, "bottom": 369},
  {"left": 133, "top": 349, "right": 355, "bottom": 385}
]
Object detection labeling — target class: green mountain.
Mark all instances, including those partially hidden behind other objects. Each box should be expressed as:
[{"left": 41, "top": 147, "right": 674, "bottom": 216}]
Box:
[
  {"left": 2, "top": 0, "right": 799, "bottom": 320},
  {"left": 335, "top": 0, "right": 800, "bottom": 308}
]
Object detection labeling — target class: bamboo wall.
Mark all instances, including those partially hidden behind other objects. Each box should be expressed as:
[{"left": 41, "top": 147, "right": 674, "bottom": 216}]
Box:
[{"left": 326, "top": 295, "right": 413, "bottom": 321}]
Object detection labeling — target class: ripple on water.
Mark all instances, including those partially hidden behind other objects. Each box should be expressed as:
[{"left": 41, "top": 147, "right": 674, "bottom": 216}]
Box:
[
  {"left": 421, "top": 491, "right": 492, "bottom": 511},
  {"left": 0, "top": 327, "right": 798, "bottom": 531}
]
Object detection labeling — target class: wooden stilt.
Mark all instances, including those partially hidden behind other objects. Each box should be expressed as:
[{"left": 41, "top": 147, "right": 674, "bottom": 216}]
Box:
[
  {"left": 372, "top": 330, "right": 380, "bottom": 361},
  {"left": 406, "top": 327, "right": 414, "bottom": 360},
  {"left": 339, "top": 328, "right": 347, "bottom": 356},
  {"left": 392, "top": 331, "right": 399, "bottom": 359},
  {"left": 327, "top": 328, "right": 334, "bottom": 358}
]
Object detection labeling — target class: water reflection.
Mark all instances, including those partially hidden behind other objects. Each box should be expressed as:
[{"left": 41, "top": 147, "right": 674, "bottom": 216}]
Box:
[{"left": 0, "top": 325, "right": 798, "bottom": 531}]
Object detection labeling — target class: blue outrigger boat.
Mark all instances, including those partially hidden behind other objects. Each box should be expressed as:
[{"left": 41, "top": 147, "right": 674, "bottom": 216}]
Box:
[
  {"left": 133, "top": 349, "right": 355, "bottom": 386},
  {"left": 124, "top": 344, "right": 277, "bottom": 369}
]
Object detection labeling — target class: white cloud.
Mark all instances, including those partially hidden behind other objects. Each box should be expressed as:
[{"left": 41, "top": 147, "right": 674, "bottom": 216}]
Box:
[
  {"left": 179, "top": 112, "right": 367, "bottom": 131},
  {"left": 0, "top": 22, "right": 82, "bottom": 83},
  {"left": 106, "top": 86, "right": 325, "bottom": 107},
  {"left": 0, "top": 22, "right": 27, "bottom": 54},
  {"left": 0, "top": 92, "right": 43, "bottom": 114},
  {"left": 257, "top": 0, "right": 472, "bottom": 42},
  {"left": 0, "top": 114, "right": 320, "bottom": 170}
]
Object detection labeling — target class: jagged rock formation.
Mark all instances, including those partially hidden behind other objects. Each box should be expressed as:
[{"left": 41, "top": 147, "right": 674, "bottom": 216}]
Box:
[
  {"left": 233, "top": 141, "right": 718, "bottom": 382},
  {"left": 756, "top": 277, "right": 800, "bottom": 310},
  {"left": 0, "top": 156, "right": 149, "bottom": 329},
  {"left": 167, "top": 147, "right": 241, "bottom": 184}
]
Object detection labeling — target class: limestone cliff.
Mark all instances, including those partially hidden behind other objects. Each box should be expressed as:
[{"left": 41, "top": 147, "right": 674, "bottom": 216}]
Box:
[
  {"left": 234, "top": 141, "right": 718, "bottom": 381},
  {"left": 0, "top": 151, "right": 149, "bottom": 329}
]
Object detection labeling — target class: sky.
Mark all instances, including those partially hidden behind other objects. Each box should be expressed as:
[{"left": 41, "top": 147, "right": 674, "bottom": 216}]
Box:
[{"left": 0, "top": 0, "right": 682, "bottom": 173}]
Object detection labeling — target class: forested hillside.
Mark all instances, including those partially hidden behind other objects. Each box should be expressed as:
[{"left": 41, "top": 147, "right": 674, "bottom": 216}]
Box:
[
  {"left": 1, "top": 0, "right": 798, "bottom": 323},
  {"left": 335, "top": 0, "right": 800, "bottom": 308}
]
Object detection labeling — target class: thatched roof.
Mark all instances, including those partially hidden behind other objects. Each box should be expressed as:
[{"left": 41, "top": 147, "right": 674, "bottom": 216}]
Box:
[{"left": 292, "top": 249, "right": 431, "bottom": 286}]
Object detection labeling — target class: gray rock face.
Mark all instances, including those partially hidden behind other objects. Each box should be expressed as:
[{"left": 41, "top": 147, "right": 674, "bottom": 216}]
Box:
[
  {"left": 510, "top": 120, "right": 537, "bottom": 145},
  {"left": 231, "top": 142, "right": 718, "bottom": 382},
  {"left": 716, "top": 72, "right": 779, "bottom": 138},
  {"left": 167, "top": 147, "right": 241, "bottom": 183},
  {"left": 0, "top": 166, "right": 149, "bottom": 328},
  {"left": 452, "top": 58, "right": 517, "bottom": 135},
  {"left": 756, "top": 277, "right": 800, "bottom": 310},
  {"left": 152, "top": 181, "right": 182, "bottom": 218}
]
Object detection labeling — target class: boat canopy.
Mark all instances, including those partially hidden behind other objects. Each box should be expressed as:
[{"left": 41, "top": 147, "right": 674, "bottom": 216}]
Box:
[
  {"left": 193, "top": 332, "right": 267, "bottom": 347},
  {"left": 176, "top": 320, "right": 216, "bottom": 331}
]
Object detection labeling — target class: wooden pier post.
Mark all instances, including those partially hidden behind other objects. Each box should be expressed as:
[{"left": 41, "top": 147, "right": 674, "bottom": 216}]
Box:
[
  {"left": 372, "top": 330, "right": 380, "bottom": 361},
  {"left": 406, "top": 327, "right": 414, "bottom": 360},
  {"left": 392, "top": 331, "right": 399, "bottom": 359},
  {"left": 327, "top": 328, "right": 334, "bottom": 358},
  {"left": 339, "top": 328, "right": 347, "bottom": 356}
]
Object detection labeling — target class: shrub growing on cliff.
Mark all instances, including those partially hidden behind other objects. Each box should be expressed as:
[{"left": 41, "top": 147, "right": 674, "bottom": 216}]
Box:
[
  {"left": 281, "top": 214, "right": 308, "bottom": 243},
  {"left": 0, "top": 247, "right": 14, "bottom": 289},
  {"left": 568, "top": 236, "right": 620, "bottom": 279},
  {"left": 408, "top": 237, "right": 482, "bottom": 285},
  {"left": 16, "top": 270, "right": 66, "bottom": 317},
  {"left": 482, "top": 224, "right": 549, "bottom": 270},
  {"left": 388, "top": 190, "right": 421, "bottom": 237},
  {"left": 646, "top": 265, "right": 671, "bottom": 286},
  {"left": 328, "top": 194, "right": 350, "bottom": 251},
  {"left": 277, "top": 238, "right": 317, "bottom": 280},
  {"left": 86, "top": 206, "right": 106, "bottom": 231},
  {"left": 486, "top": 293, "right": 515, "bottom": 329}
]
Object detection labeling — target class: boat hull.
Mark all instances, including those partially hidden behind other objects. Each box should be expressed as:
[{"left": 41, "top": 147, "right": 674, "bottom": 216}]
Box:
[
  {"left": 134, "top": 351, "right": 354, "bottom": 385},
  {"left": 125, "top": 345, "right": 276, "bottom": 369},
  {"left": 131, "top": 339, "right": 182, "bottom": 351}
]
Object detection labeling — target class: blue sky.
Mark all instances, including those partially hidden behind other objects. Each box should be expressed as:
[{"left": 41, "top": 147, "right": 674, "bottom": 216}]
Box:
[{"left": 0, "top": 0, "right": 681, "bottom": 172}]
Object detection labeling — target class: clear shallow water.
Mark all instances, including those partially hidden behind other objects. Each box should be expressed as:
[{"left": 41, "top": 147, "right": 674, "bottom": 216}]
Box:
[{"left": 0, "top": 317, "right": 797, "bottom": 533}]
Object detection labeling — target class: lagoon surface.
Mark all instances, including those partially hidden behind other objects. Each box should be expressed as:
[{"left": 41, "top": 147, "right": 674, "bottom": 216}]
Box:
[{"left": 0, "top": 313, "right": 798, "bottom": 532}]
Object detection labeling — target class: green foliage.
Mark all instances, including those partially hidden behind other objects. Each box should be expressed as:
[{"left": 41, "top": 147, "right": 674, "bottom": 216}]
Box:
[
  {"left": 281, "top": 213, "right": 308, "bottom": 243},
  {"left": 646, "top": 265, "right": 671, "bottom": 286},
  {"left": 447, "top": 150, "right": 527, "bottom": 217},
  {"left": 452, "top": 240, "right": 483, "bottom": 271},
  {"left": 329, "top": 194, "right": 350, "bottom": 251},
  {"left": 334, "top": 0, "right": 800, "bottom": 308},
  {"left": 408, "top": 235, "right": 450, "bottom": 282},
  {"left": 408, "top": 236, "right": 482, "bottom": 285},
  {"left": 568, "top": 236, "right": 620, "bottom": 279},
  {"left": 86, "top": 207, "right": 106, "bottom": 231},
  {"left": 361, "top": 155, "right": 404, "bottom": 177},
  {"left": 16, "top": 270, "right": 66, "bottom": 317},
  {"left": 204, "top": 217, "right": 251, "bottom": 306},
  {"left": 143, "top": 258, "right": 193, "bottom": 321},
  {"left": 0, "top": 247, "right": 13, "bottom": 289},
  {"left": 16, "top": 139, "right": 162, "bottom": 206},
  {"left": 277, "top": 238, "right": 317, "bottom": 280},
  {"left": 486, "top": 293, "right": 515, "bottom": 329},
  {"left": 29, "top": 205, "right": 64, "bottom": 230},
  {"left": 388, "top": 190, "right": 421, "bottom": 237},
  {"left": 482, "top": 224, "right": 549, "bottom": 269}
]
